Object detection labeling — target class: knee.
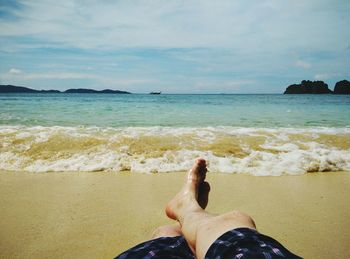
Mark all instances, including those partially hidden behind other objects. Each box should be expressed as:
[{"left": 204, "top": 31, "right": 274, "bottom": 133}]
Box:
[
  {"left": 196, "top": 210, "right": 256, "bottom": 238},
  {"left": 151, "top": 225, "right": 170, "bottom": 238},
  {"left": 151, "top": 225, "right": 181, "bottom": 239},
  {"left": 222, "top": 210, "right": 256, "bottom": 229}
]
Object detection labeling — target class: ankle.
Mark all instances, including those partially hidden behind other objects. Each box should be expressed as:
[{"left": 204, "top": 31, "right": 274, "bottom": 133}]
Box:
[{"left": 181, "top": 206, "right": 206, "bottom": 222}]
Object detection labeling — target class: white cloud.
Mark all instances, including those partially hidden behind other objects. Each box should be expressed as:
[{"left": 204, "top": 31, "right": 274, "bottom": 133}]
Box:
[
  {"left": 193, "top": 79, "right": 255, "bottom": 93},
  {"left": 295, "top": 60, "right": 311, "bottom": 69},
  {"left": 1, "top": 70, "right": 156, "bottom": 87},
  {"left": 3, "top": 70, "right": 94, "bottom": 80},
  {"left": 314, "top": 72, "right": 348, "bottom": 81},
  {"left": 314, "top": 73, "right": 329, "bottom": 80},
  {"left": 9, "top": 68, "right": 22, "bottom": 75},
  {"left": 28, "top": 72, "right": 93, "bottom": 80},
  {"left": 0, "top": 0, "right": 349, "bottom": 51}
]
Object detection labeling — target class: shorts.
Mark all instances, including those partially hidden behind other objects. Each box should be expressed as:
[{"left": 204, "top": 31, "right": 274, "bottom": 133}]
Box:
[{"left": 115, "top": 228, "right": 302, "bottom": 259}]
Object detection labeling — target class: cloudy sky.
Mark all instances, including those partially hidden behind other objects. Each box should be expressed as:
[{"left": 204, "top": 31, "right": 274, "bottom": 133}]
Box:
[{"left": 0, "top": 0, "right": 349, "bottom": 93}]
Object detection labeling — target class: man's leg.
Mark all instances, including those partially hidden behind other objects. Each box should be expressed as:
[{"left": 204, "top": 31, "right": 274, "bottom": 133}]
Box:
[
  {"left": 153, "top": 174, "right": 211, "bottom": 239},
  {"left": 166, "top": 158, "right": 301, "bottom": 259},
  {"left": 166, "top": 158, "right": 256, "bottom": 258},
  {"left": 114, "top": 160, "right": 211, "bottom": 259}
]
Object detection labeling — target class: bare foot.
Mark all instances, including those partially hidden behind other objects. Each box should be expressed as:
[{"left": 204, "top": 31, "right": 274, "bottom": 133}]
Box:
[{"left": 165, "top": 158, "right": 208, "bottom": 222}]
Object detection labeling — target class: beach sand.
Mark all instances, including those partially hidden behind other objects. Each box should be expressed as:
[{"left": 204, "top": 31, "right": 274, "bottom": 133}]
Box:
[{"left": 0, "top": 171, "right": 349, "bottom": 258}]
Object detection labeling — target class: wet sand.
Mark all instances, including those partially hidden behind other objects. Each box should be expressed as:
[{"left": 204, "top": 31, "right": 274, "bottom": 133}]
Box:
[{"left": 0, "top": 171, "right": 349, "bottom": 258}]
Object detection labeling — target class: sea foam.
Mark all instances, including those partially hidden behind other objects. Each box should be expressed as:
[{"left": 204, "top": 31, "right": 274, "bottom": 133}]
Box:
[{"left": 0, "top": 126, "right": 349, "bottom": 175}]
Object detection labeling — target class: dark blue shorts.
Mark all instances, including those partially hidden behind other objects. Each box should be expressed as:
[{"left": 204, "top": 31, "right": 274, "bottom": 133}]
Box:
[{"left": 115, "top": 228, "right": 302, "bottom": 259}]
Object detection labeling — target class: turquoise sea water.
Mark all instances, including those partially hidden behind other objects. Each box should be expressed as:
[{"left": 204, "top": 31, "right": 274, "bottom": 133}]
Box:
[
  {"left": 1, "top": 93, "right": 349, "bottom": 127},
  {"left": 0, "top": 93, "right": 350, "bottom": 175}
]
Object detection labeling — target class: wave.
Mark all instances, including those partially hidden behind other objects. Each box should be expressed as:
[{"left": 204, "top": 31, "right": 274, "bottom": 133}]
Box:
[{"left": 0, "top": 125, "right": 350, "bottom": 175}]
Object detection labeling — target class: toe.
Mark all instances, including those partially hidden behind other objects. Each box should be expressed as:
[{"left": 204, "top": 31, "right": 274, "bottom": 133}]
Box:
[{"left": 188, "top": 158, "right": 207, "bottom": 182}]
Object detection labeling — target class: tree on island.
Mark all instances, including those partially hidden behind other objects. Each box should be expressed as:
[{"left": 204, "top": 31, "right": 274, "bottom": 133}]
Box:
[
  {"left": 0, "top": 85, "right": 131, "bottom": 94},
  {"left": 334, "top": 80, "right": 350, "bottom": 94},
  {"left": 284, "top": 80, "right": 332, "bottom": 94}
]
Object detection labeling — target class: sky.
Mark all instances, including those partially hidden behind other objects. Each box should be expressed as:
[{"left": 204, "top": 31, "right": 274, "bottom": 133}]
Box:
[{"left": 0, "top": 0, "right": 349, "bottom": 93}]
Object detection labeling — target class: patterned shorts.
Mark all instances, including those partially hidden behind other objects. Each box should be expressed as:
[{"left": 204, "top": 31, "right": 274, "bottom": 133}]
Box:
[{"left": 115, "top": 228, "right": 302, "bottom": 259}]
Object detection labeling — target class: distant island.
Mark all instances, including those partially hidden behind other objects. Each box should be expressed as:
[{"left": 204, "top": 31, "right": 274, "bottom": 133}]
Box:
[
  {"left": 284, "top": 80, "right": 350, "bottom": 94},
  {"left": 0, "top": 85, "right": 131, "bottom": 94}
]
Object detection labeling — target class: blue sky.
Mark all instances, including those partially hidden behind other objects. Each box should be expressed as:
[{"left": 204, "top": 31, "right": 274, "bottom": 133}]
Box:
[{"left": 0, "top": 0, "right": 349, "bottom": 93}]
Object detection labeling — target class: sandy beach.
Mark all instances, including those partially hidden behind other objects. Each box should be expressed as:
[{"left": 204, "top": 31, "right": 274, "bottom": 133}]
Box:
[{"left": 0, "top": 171, "right": 349, "bottom": 258}]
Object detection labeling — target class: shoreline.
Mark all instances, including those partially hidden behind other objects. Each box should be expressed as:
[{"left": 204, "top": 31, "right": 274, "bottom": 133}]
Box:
[
  {"left": 1, "top": 125, "right": 350, "bottom": 175},
  {"left": 0, "top": 171, "right": 349, "bottom": 258}
]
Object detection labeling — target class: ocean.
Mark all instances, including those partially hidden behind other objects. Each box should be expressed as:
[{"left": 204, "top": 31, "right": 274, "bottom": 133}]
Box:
[{"left": 1, "top": 93, "right": 349, "bottom": 175}]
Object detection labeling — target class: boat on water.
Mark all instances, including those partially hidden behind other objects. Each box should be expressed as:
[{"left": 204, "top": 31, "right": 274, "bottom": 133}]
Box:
[{"left": 150, "top": 92, "right": 161, "bottom": 95}]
